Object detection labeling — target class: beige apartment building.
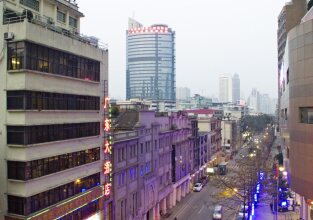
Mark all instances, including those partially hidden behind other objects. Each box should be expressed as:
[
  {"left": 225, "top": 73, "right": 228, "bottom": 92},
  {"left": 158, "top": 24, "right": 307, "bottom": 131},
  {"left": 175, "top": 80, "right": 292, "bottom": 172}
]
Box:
[{"left": 0, "top": 0, "right": 109, "bottom": 219}]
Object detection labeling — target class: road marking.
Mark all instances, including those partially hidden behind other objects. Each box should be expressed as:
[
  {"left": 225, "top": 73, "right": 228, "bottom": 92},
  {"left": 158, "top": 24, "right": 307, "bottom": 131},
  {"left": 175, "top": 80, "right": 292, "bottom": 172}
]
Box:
[{"left": 198, "top": 205, "right": 204, "bottom": 214}]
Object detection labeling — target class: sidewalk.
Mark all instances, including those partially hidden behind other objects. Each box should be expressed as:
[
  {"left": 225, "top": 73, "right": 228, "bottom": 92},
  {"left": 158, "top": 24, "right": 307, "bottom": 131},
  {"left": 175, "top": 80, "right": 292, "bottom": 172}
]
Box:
[{"left": 254, "top": 136, "right": 299, "bottom": 220}]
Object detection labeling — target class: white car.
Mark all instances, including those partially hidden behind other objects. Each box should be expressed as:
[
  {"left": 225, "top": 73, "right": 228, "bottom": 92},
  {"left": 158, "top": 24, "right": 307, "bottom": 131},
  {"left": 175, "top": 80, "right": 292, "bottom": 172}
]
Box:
[
  {"left": 193, "top": 183, "right": 203, "bottom": 192},
  {"left": 212, "top": 205, "right": 223, "bottom": 220}
]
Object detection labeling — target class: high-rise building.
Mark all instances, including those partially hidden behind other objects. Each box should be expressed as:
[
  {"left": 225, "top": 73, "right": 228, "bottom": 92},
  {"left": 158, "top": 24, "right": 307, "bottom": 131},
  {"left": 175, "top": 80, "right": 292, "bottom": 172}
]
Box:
[
  {"left": 259, "top": 93, "right": 271, "bottom": 114},
  {"left": 219, "top": 75, "right": 232, "bottom": 103},
  {"left": 0, "top": 1, "right": 109, "bottom": 219},
  {"left": 232, "top": 73, "right": 240, "bottom": 103},
  {"left": 126, "top": 18, "right": 176, "bottom": 110},
  {"left": 176, "top": 87, "right": 191, "bottom": 100},
  {"left": 247, "top": 88, "right": 260, "bottom": 113}
]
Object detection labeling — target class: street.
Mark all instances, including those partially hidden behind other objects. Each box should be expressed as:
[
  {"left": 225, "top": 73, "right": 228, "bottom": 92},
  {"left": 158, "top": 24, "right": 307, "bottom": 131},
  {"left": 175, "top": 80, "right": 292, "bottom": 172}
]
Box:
[{"left": 164, "top": 153, "right": 243, "bottom": 220}]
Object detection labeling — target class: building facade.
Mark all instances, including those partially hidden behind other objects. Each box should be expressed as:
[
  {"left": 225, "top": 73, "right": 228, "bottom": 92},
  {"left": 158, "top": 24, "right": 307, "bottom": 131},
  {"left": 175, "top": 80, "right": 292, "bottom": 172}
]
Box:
[
  {"left": 232, "top": 73, "right": 240, "bottom": 104},
  {"left": 126, "top": 18, "right": 176, "bottom": 110},
  {"left": 176, "top": 87, "right": 190, "bottom": 101},
  {"left": 0, "top": 1, "right": 109, "bottom": 219},
  {"left": 247, "top": 88, "right": 260, "bottom": 113},
  {"left": 221, "top": 119, "right": 237, "bottom": 155},
  {"left": 259, "top": 93, "right": 272, "bottom": 114},
  {"left": 277, "top": 0, "right": 307, "bottom": 126},
  {"left": 112, "top": 110, "right": 191, "bottom": 220},
  {"left": 219, "top": 74, "right": 232, "bottom": 103},
  {"left": 279, "top": 13, "right": 313, "bottom": 219}
]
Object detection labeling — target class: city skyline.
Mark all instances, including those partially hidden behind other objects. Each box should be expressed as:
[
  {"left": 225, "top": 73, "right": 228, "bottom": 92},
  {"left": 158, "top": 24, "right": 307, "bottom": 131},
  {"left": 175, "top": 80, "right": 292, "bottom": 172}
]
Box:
[{"left": 78, "top": 0, "right": 288, "bottom": 100}]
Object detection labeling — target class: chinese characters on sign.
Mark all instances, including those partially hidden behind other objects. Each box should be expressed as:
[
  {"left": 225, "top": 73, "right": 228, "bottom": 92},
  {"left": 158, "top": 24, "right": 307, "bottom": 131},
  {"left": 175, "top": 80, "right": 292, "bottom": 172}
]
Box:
[
  {"left": 103, "top": 161, "right": 111, "bottom": 175},
  {"left": 103, "top": 90, "right": 112, "bottom": 198},
  {"left": 104, "top": 183, "right": 111, "bottom": 196}
]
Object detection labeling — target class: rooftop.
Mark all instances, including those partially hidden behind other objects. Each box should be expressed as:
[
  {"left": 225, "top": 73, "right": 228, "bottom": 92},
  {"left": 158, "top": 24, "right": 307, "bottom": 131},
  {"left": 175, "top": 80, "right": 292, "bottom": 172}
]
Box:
[
  {"left": 3, "top": 9, "right": 108, "bottom": 51},
  {"left": 113, "top": 111, "right": 139, "bottom": 130}
]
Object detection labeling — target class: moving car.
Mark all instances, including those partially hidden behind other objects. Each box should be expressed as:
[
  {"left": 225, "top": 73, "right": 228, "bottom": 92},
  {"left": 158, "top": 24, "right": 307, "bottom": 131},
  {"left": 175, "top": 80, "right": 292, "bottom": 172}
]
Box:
[
  {"left": 212, "top": 205, "right": 223, "bottom": 220},
  {"left": 193, "top": 183, "right": 203, "bottom": 192}
]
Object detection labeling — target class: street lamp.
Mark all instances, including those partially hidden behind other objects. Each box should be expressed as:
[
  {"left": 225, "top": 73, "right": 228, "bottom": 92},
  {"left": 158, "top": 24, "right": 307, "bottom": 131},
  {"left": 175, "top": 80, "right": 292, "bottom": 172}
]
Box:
[{"left": 275, "top": 166, "right": 285, "bottom": 220}]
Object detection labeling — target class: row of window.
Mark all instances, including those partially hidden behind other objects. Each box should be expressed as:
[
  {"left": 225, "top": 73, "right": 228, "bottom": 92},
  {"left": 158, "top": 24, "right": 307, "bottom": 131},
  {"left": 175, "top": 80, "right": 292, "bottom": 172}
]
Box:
[
  {"left": 117, "top": 139, "right": 170, "bottom": 164},
  {"left": 8, "top": 147, "right": 100, "bottom": 180},
  {"left": 8, "top": 173, "right": 100, "bottom": 215},
  {"left": 117, "top": 166, "right": 138, "bottom": 188},
  {"left": 20, "top": 0, "right": 39, "bottom": 11},
  {"left": 60, "top": 200, "right": 99, "bottom": 220},
  {"left": 7, "top": 90, "right": 100, "bottom": 110},
  {"left": 8, "top": 41, "right": 100, "bottom": 81},
  {"left": 7, "top": 122, "right": 100, "bottom": 145}
]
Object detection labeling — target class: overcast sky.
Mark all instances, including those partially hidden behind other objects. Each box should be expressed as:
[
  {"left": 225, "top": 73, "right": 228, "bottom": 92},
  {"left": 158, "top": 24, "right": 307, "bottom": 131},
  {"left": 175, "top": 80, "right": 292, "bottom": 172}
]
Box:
[{"left": 78, "top": 0, "right": 288, "bottom": 100}]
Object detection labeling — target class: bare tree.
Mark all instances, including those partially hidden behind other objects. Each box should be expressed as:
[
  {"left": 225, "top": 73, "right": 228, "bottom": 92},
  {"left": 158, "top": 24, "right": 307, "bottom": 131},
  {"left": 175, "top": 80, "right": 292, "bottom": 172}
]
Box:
[{"left": 210, "top": 129, "right": 275, "bottom": 220}]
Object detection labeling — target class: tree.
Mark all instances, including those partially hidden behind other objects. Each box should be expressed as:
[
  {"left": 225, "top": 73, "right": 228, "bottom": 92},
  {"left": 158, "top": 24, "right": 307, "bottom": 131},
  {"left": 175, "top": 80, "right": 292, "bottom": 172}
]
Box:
[
  {"left": 211, "top": 129, "right": 274, "bottom": 219},
  {"left": 241, "top": 114, "right": 274, "bottom": 134}
]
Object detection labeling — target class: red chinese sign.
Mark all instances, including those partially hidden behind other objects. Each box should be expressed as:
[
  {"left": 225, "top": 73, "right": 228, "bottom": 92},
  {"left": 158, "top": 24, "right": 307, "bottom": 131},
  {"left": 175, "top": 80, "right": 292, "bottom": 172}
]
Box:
[
  {"left": 103, "top": 94, "right": 112, "bottom": 199},
  {"left": 104, "top": 183, "right": 111, "bottom": 196},
  {"left": 104, "top": 140, "right": 112, "bottom": 154},
  {"left": 103, "top": 161, "right": 111, "bottom": 175}
]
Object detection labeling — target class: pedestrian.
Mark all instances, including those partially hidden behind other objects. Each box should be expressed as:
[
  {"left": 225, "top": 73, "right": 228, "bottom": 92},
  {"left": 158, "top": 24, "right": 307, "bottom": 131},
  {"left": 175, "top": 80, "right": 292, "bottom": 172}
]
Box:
[
  {"left": 174, "top": 217, "right": 177, "bottom": 220},
  {"left": 270, "top": 203, "right": 273, "bottom": 212}
]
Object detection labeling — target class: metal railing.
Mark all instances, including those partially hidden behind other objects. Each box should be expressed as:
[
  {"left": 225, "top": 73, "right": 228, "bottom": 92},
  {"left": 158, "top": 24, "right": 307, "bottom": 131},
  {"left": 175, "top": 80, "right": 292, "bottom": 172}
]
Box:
[{"left": 3, "top": 11, "right": 108, "bottom": 51}]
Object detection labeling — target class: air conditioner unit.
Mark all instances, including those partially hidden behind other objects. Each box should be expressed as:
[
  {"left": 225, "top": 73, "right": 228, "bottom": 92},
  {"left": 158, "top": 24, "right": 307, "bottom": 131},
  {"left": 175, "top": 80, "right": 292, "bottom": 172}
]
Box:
[{"left": 4, "top": 32, "right": 14, "bottom": 41}]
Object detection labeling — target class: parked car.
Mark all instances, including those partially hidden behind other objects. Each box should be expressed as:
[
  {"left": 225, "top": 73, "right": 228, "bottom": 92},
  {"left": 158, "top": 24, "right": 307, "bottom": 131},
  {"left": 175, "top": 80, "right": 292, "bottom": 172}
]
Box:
[
  {"left": 193, "top": 183, "right": 203, "bottom": 192},
  {"left": 201, "top": 176, "right": 208, "bottom": 186},
  {"left": 212, "top": 205, "right": 223, "bottom": 220}
]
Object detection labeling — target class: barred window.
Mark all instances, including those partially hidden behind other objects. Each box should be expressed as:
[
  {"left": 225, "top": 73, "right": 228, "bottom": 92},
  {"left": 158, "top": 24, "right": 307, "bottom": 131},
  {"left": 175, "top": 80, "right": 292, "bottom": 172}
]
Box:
[
  {"left": 69, "top": 16, "right": 77, "bottom": 28},
  {"left": 57, "top": 10, "right": 66, "bottom": 23},
  {"left": 20, "top": 0, "right": 39, "bottom": 11}
]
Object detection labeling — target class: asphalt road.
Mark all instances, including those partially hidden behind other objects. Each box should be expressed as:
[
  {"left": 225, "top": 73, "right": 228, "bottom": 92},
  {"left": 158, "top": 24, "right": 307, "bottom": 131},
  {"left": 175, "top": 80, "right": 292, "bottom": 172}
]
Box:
[{"left": 164, "top": 147, "right": 248, "bottom": 220}]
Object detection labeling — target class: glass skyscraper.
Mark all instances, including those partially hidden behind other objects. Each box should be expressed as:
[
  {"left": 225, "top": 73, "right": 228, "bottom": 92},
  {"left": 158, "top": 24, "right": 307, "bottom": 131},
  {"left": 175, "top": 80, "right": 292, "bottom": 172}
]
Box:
[{"left": 126, "top": 18, "right": 176, "bottom": 109}]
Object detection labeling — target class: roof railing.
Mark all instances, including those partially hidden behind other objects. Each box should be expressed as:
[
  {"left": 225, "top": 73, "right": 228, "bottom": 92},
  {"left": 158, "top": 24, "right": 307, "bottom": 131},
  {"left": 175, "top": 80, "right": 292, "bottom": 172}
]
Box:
[{"left": 3, "top": 10, "right": 108, "bottom": 51}]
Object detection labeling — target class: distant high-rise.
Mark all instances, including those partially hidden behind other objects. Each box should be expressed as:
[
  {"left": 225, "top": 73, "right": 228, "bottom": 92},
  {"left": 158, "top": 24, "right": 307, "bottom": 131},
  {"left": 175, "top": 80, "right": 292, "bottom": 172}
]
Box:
[
  {"left": 247, "top": 88, "right": 260, "bottom": 113},
  {"left": 176, "top": 87, "right": 191, "bottom": 100},
  {"left": 126, "top": 18, "right": 176, "bottom": 109},
  {"left": 219, "top": 75, "right": 232, "bottom": 102},
  {"left": 232, "top": 73, "right": 240, "bottom": 103},
  {"left": 259, "top": 93, "right": 271, "bottom": 114}
]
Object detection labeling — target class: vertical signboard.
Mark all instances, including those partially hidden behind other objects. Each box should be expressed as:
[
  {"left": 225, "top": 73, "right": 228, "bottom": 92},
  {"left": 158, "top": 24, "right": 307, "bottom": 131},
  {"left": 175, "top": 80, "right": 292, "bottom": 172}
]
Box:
[{"left": 103, "top": 81, "right": 112, "bottom": 199}]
